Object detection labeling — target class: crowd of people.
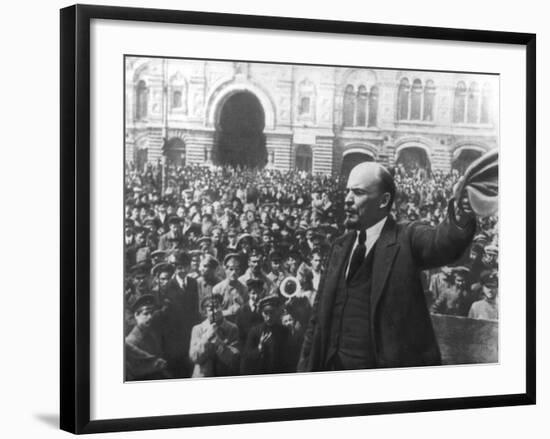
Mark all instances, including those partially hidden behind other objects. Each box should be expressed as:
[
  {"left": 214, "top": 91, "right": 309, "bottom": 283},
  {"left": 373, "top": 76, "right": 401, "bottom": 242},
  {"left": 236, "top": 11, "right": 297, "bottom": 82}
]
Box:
[{"left": 124, "top": 160, "right": 499, "bottom": 381}]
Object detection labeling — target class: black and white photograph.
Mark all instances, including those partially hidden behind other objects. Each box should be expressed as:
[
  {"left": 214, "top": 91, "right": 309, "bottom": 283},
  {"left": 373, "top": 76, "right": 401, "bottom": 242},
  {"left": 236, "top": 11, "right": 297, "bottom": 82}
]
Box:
[{"left": 123, "top": 56, "right": 499, "bottom": 381}]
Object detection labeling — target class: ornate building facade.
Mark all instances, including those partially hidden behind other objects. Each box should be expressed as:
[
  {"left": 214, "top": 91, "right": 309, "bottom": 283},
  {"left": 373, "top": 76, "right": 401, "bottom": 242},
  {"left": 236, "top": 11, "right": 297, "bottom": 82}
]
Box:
[{"left": 125, "top": 57, "right": 499, "bottom": 175}]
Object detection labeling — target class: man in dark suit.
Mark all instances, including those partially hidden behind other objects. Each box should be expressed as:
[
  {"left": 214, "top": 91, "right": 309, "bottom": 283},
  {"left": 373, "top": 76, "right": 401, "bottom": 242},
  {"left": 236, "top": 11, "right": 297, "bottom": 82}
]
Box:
[
  {"left": 298, "top": 162, "right": 476, "bottom": 372},
  {"left": 162, "top": 251, "right": 200, "bottom": 378}
]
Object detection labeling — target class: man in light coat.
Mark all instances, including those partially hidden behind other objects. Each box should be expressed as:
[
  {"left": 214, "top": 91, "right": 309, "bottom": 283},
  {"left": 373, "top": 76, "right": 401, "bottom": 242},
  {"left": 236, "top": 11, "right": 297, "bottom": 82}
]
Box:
[{"left": 189, "top": 295, "right": 240, "bottom": 377}]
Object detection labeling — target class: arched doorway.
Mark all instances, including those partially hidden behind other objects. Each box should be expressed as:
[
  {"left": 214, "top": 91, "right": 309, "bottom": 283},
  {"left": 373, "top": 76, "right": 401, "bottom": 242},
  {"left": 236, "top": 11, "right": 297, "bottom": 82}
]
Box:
[
  {"left": 452, "top": 148, "right": 483, "bottom": 174},
  {"left": 295, "top": 145, "right": 312, "bottom": 172},
  {"left": 163, "top": 137, "right": 186, "bottom": 168},
  {"left": 341, "top": 151, "right": 374, "bottom": 180},
  {"left": 214, "top": 91, "right": 267, "bottom": 168},
  {"left": 395, "top": 146, "right": 431, "bottom": 174}
]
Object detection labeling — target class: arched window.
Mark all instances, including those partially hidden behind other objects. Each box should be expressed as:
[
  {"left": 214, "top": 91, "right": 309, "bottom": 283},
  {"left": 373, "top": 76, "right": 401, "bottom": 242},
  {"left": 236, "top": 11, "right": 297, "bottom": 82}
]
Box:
[
  {"left": 423, "top": 80, "right": 436, "bottom": 121},
  {"left": 410, "top": 79, "right": 423, "bottom": 120},
  {"left": 172, "top": 90, "right": 182, "bottom": 109},
  {"left": 297, "top": 78, "right": 316, "bottom": 121},
  {"left": 356, "top": 85, "right": 368, "bottom": 126},
  {"left": 135, "top": 80, "right": 148, "bottom": 120},
  {"left": 453, "top": 81, "right": 467, "bottom": 123},
  {"left": 480, "top": 83, "right": 491, "bottom": 124},
  {"left": 295, "top": 145, "right": 312, "bottom": 172},
  {"left": 467, "top": 82, "right": 479, "bottom": 123},
  {"left": 397, "top": 78, "right": 410, "bottom": 120},
  {"left": 299, "top": 96, "right": 311, "bottom": 115},
  {"left": 343, "top": 85, "right": 355, "bottom": 127},
  {"left": 368, "top": 86, "right": 379, "bottom": 127},
  {"left": 169, "top": 72, "right": 188, "bottom": 113}
]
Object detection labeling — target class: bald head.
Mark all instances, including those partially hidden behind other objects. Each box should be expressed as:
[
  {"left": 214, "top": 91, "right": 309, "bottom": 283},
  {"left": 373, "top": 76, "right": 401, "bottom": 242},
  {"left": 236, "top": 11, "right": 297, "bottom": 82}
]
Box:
[{"left": 344, "top": 162, "right": 395, "bottom": 229}]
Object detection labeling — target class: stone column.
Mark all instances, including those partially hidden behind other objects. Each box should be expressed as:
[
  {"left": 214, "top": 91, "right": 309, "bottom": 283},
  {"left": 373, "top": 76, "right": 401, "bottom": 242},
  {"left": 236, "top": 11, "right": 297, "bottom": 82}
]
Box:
[
  {"left": 186, "top": 129, "right": 215, "bottom": 165},
  {"left": 265, "top": 132, "right": 293, "bottom": 171},
  {"left": 313, "top": 136, "right": 334, "bottom": 175}
]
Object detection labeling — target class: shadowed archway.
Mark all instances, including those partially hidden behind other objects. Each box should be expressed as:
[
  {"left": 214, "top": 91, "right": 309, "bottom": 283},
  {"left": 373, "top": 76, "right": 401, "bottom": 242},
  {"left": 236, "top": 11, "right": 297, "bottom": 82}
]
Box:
[
  {"left": 396, "top": 146, "right": 431, "bottom": 173},
  {"left": 214, "top": 92, "right": 267, "bottom": 168}
]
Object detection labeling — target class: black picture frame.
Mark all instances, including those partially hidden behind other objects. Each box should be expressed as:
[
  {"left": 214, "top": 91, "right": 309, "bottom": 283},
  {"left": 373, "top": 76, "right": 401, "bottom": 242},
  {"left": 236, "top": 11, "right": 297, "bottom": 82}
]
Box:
[{"left": 60, "top": 4, "right": 536, "bottom": 434}]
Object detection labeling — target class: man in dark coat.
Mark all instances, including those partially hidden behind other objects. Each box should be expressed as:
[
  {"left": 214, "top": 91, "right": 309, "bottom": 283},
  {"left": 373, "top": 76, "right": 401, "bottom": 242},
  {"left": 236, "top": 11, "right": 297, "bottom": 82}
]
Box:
[
  {"left": 298, "top": 162, "right": 476, "bottom": 372},
  {"left": 162, "top": 251, "right": 200, "bottom": 378},
  {"left": 241, "top": 295, "right": 292, "bottom": 375},
  {"left": 235, "top": 278, "right": 265, "bottom": 346},
  {"left": 125, "top": 295, "right": 170, "bottom": 381}
]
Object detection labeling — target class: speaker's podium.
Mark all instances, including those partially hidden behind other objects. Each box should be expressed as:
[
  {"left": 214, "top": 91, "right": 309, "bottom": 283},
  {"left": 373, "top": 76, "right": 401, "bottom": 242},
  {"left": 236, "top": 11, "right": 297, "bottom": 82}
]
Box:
[{"left": 430, "top": 313, "right": 498, "bottom": 364}]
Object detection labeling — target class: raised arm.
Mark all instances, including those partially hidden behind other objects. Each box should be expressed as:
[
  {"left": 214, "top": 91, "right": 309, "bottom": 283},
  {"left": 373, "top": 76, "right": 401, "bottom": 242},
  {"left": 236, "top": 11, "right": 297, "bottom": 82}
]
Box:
[{"left": 410, "top": 199, "right": 476, "bottom": 270}]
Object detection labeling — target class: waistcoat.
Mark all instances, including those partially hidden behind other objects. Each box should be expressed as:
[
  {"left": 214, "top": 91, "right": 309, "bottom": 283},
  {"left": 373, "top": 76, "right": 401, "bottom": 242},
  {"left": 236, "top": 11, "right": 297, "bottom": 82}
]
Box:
[{"left": 326, "top": 245, "right": 376, "bottom": 369}]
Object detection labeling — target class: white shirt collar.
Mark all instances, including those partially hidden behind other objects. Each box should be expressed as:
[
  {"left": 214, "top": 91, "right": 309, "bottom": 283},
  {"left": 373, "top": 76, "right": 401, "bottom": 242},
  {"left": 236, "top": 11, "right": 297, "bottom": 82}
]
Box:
[
  {"left": 363, "top": 216, "right": 388, "bottom": 251},
  {"left": 176, "top": 274, "right": 186, "bottom": 289},
  {"left": 346, "top": 217, "right": 388, "bottom": 277}
]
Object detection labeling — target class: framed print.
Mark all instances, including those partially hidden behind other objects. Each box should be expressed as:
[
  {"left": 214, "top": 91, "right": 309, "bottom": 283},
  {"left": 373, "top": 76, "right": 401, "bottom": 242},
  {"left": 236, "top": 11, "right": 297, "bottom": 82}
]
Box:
[{"left": 60, "top": 4, "right": 536, "bottom": 434}]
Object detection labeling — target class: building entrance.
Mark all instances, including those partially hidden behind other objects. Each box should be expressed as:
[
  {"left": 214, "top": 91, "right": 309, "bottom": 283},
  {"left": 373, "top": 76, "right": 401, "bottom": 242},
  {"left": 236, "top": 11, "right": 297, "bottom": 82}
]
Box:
[
  {"left": 215, "top": 91, "right": 267, "bottom": 168},
  {"left": 396, "top": 147, "right": 431, "bottom": 174}
]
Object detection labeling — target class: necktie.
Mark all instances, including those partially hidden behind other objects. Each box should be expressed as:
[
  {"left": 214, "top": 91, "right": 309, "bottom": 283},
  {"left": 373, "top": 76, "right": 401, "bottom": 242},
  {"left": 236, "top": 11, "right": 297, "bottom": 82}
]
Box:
[{"left": 347, "top": 229, "right": 366, "bottom": 282}]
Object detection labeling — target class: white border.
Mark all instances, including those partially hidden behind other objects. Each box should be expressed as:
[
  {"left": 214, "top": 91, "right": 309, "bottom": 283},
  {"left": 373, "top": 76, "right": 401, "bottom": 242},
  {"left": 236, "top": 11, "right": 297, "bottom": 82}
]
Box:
[{"left": 90, "top": 19, "right": 526, "bottom": 421}]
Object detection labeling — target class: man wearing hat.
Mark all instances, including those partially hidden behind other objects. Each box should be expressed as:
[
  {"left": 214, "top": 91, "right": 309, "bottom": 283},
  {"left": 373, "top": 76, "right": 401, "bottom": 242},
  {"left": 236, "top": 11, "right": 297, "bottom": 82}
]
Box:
[
  {"left": 303, "top": 228, "right": 319, "bottom": 258},
  {"left": 266, "top": 250, "right": 289, "bottom": 288},
  {"left": 162, "top": 251, "right": 200, "bottom": 378},
  {"left": 143, "top": 218, "right": 160, "bottom": 250},
  {"left": 157, "top": 216, "right": 183, "bottom": 251},
  {"left": 240, "top": 295, "right": 293, "bottom": 375},
  {"left": 155, "top": 200, "right": 169, "bottom": 229},
  {"left": 482, "top": 244, "right": 498, "bottom": 270},
  {"left": 284, "top": 248, "right": 302, "bottom": 277},
  {"left": 134, "top": 228, "right": 153, "bottom": 265},
  {"left": 259, "top": 228, "right": 275, "bottom": 257},
  {"left": 125, "top": 295, "right": 170, "bottom": 381},
  {"left": 150, "top": 249, "right": 167, "bottom": 267},
  {"left": 182, "top": 188, "right": 194, "bottom": 208},
  {"left": 188, "top": 295, "right": 240, "bottom": 378},
  {"left": 127, "top": 262, "right": 151, "bottom": 299},
  {"left": 187, "top": 250, "right": 202, "bottom": 279},
  {"left": 126, "top": 226, "right": 148, "bottom": 268},
  {"left": 225, "top": 228, "right": 239, "bottom": 254},
  {"left": 236, "top": 233, "right": 255, "bottom": 256},
  {"left": 468, "top": 270, "right": 498, "bottom": 321},
  {"left": 235, "top": 278, "right": 266, "bottom": 346},
  {"left": 210, "top": 227, "right": 225, "bottom": 261},
  {"left": 299, "top": 162, "right": 476, "bottom": 372},
  {"left": 427, "top": 266, "right": 455, "bottom": 309},
  {"left": 196, "top": 236, "right": 214, "bottom": 256},
  {"left": 212, "top": 253, "right": 248, "bottom": 322},
  {"left": 151, "top": 262, "right": 174, "bottom": 304},
  {"left": 431, "top": 266, "right": 473, "bottom": 317},
  {"left": 196, "top": 254, "right": 223, "bottom": 317},
  {"left": 281, "top": 304, "right": 306, "bottom": 372},
  {"left": 238, "top": 248, "right": 276, "bottom": 295}
]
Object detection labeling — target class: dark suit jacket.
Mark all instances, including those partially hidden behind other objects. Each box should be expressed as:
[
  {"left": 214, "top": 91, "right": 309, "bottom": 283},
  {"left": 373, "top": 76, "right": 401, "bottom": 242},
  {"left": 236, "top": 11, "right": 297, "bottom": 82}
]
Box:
[
  {"left": 298, "top": 203, "right": 476, "bottom": 371},
  {"left": 162, "top": 277, "right": 200, "bottom": 360},
  {"left": 240, "top": 323, "right": 292, "bottom": 375}
]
